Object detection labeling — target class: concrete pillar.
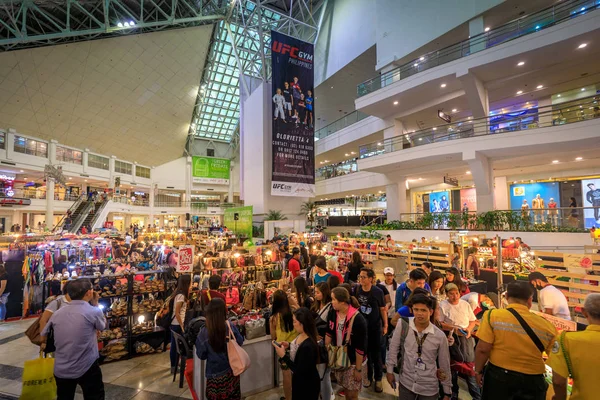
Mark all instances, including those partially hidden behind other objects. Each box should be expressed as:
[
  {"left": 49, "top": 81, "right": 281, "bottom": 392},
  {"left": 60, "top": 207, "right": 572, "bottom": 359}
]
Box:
[
  {"left": 185, "top": 156, "right": 192, "bottom": 206},
  {"left": 385, "top": 176, "right": 408, "bottom": 221},
  {"left": 383, "top": 119, "right": 405, "bottom": 153},
  {"left": 109, "top": 156, "right": 116, "bottom": 190},
  {"left": 46, "top": 178, "right": 55, "bottom": 229},
  {"left": 131, "top": 163, "right": 137, "bottom": 184},
  {"left": 464, "top": 151, "right": 494, "bottom": 212},
  {"left": 149, "top": 184, "right": 156, "bottom": 227},
  {"left": 458, "top": 71, "right": 489, "bottom": 120},
  {"left": 228, "top": 161, "right": 234, "bottom": 203},
  {"left": 82, "top": 149, "right": 89, "bottom": 173},
  {"left": 468, "top": 16, "right": 485, "bottom": 53},
  {"left": 494, "top": 176, "right": 509, "bottom": 210},
  {"left": 537, "top": 97, "right": 552, "bottom": 127},
  {"left": 49, "top": 139, "right": 57, "bottom": 164},
  {"left": 6, "top": 129, "right": 16, "bottom": 160}
]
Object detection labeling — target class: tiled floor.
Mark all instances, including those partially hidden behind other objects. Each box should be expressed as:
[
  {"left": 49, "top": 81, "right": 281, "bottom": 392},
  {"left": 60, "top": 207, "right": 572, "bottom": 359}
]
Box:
[{"left": 0, "top": 319, "right": 472, "bottom": 399}]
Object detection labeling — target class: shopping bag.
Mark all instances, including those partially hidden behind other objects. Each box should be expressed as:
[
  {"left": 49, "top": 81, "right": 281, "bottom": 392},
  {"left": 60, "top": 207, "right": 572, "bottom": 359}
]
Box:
[{"left": 20, "top": 356, "right": 56, "bottom": 400}]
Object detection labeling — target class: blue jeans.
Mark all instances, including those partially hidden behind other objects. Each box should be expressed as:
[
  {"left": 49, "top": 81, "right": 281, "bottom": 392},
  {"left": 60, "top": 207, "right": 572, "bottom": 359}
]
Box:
[
  {"left": 0, "top": 301, "right": 6, "bottom": 321},
  {"left": 170, "top": 325, "right": 183, "bottom": 368}
]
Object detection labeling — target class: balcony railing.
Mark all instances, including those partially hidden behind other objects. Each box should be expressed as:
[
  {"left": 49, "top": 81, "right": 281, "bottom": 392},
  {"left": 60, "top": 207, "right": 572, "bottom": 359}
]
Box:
[
  {"left": 359, "top": 94, "right": 600, "bottom": 159},
  {"left": 315, "top": 111, "right": 369, "bottom": 140},
  {"left": 316, "top": 159, "right": 358, "bottom": 181},
  {"left": 357, "top": 0, "right": 599, "bottom": 97}
]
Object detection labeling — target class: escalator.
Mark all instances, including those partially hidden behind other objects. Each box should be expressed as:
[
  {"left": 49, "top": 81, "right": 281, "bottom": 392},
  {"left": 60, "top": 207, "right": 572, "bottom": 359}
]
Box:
[
  {"left": 54, "top": 198, "right": 85, "bottom": 232},
  {"left": 79, "top": 201, "right": 105, "bottom": 232}
]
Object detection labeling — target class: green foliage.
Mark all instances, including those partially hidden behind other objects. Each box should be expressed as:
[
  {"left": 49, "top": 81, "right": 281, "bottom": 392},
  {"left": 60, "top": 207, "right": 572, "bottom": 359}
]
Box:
[
  {"left": 299, "top": 202, "right": 317, "bottom": 227},
  {"left": 252, "top": 224, "right": 264, "bottom": 238},
  {"left": 264, "top": 210, "right": 287, "bottom": 221}
]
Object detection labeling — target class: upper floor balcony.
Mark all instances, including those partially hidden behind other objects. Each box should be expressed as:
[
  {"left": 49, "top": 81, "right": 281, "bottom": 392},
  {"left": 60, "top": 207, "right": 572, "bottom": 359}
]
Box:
[
  {"left": 356, "top": 0, "right": 599, "bottom": 99},
  {"left": 358, "top": 94, "right": 600, "bottom": 160}
]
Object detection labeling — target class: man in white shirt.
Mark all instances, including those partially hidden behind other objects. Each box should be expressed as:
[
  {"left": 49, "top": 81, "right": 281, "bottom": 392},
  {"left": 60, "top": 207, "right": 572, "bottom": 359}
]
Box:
[{"left": 528, "top": 272, "right": 571, "bottom": 320}]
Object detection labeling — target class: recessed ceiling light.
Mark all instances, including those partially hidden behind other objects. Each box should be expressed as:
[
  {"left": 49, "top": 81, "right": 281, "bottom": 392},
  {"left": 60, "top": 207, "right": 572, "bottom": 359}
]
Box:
[
  {"left": 19, "top": 170, "right": 24, "bottom": 172},
  {"left": 484, "top": 27, "right": 490, "bottom": 32},
  {"left": 575, "top": 157, "right": 583, "bottom": 161},
  {"left": 581, "top": 88, "right": 585, "bottom": 91},
  {"left": 578, "top": 43, "right": 587, "bottom": 49},
  {"left": 432, "top": 127, "right": 437, "bottom": 131},
  {"left": 536, "top": 85, "right": 544, "bottom": 89},
  {"left": 330, "top": 86, "right": 334, "bottom": 89},
  {"left": 84, "top": 179, "right": 88, "bottom": 182},
  {"left": 393, "top": 101, "right": 399, "bottom": 105},
  {"left": 516, "top": 90, "right": 523, "bottom": 95},
  {"left": 324, "top": 160, "right": 329, "bottom": 162},
  {"left": 345, "top": 153, "right": 349, "bottom": 156},
  {"left": 440, "top": 83, "right": 446, "bottom": 88},
  {"left": 351, "top": 151, "right": 356, "bottom": 155},
  {"left": 413, "top": 63, "right": 418, "bottom": 67},
  {"left": 377, "top": 142, "right": 382, "bottom": 146},
  {"left": 517, "top": 61, "right": 525, "bottom": 66},
  {"left": 452, "top": 109, "right": 457, "bottom": 113},
  {"left": 557, "top": 94, "right": 561, "bottom": 97},
  {"left": 69, "top": 177, "right": 72, "bottom": 180},
  {"left": 552, "top": 160, "right": 559, "bottom": 164},
  {"left": 419, "top": 56, "right": 425, "bottom": 61},
  {"left": 466, "top": 171, "right": 471, "bottom": 175}
]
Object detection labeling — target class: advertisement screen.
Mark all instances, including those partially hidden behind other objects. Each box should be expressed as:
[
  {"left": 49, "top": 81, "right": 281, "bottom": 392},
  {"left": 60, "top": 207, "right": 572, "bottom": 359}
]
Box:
[
  {"left": 582, "top": 178, "right": 600, "bottom": 228},
  {"left": 460, "top": 188, "right": 477, "bottom": 212},
  {"left": 192, "top": 156, "right": 230, "bottom": 185},
  {"left": 270, "top": 31, "right": 315, "bottom": 197},
  {"left": 224, "top": 206, "right": 253, "bottom": 239},
  {"left": 429, "top": 191, "right": 450, "bottom": 213},
  {"left": 509, "top": 182, "right": 561, "bottom": 210}
]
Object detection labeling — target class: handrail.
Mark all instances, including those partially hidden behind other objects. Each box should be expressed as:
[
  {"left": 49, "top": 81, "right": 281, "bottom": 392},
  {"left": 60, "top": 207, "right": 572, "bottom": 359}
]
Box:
[
  {"left": 315, "top": 111, "right": 369, "bottom": 140},
  {"left": 69, "top": 201, "right": 94, "bottom": 233},
  {"left": 88, "top": 201, "right": 109, "bottom": 230},
  {"left": 359, "top": 94, "right": 600, "bottom": 158},
  {"left": 316, "top": 158, "right": 359, "bottom": 181},
  {"left": 53, "top": 197, "right": 83, "bottom": 232},
  {"left": 357, "top": 0, "right": 599, "bottom": 97}
]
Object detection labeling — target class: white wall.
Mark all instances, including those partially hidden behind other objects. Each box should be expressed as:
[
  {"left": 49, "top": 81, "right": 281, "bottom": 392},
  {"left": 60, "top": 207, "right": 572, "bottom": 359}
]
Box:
[
  {"left": 151, "top": 157, "right": 188, "bottom": 191},
  {"left": 316, "top": 116, "right": 390, "bottom": 155},
  {"left": 314, "top": 0, "right": 376, "bottom": 85},
  {"left": 375, "top": 0, "right": 503, "bottom": 71}
]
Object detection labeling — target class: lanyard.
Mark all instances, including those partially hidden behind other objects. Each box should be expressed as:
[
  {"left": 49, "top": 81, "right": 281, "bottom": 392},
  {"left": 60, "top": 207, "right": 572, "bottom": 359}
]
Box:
[{"left": 413, "top": 331, "right": 429, "bottom": 361}]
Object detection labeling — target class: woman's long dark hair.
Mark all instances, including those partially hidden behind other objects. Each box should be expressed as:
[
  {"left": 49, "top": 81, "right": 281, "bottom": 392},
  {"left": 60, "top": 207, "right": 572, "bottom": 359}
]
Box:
[
  {"left": 428, "top": 270, "right": 445, "bottom": 295},
  {"left": 446, "top": 267, "right": 466, "bottom": 292},
  {"left": 272, "top": 290, "right": 294, "bottom": 332},
  {"left": 294, "top": 307, "right": 320, "bottom": 362},
  {"left": 205, "top": 298, "right": 227, "bottom": 353},
  {"left": 175, "top": 274, "right": 191, "bottom": 300},
  {"left": 570, "top": 197, "right": 577, "bottom": 207},
  {"left": 294, "top": 277, "right": 310, "bottom": 308},
  {"left": 0, "top": 263, "right": 6, "bottom": 276},
  {"left": 351, "top": 251, "right": 362, "bottom": 266},
  {"left": 311, "top": 282, "right": 331, "bottom": 312}
]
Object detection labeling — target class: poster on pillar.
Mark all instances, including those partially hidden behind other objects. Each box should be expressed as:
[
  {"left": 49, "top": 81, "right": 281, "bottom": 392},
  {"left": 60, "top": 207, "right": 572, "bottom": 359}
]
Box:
[
  {"left": 270, "top": 31, "right": 315, "bottom": 197},
  {"left": 459, "top": 188, "right": 477, "bottom": 212},
  {"left": 581, "top": 178, "right": 600, "bottom": 228}
]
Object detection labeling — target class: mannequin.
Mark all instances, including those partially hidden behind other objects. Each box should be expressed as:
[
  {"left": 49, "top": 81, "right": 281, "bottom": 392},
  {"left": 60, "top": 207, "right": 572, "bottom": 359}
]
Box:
[
  {"left": 521, "top": 199, "right": 530, "bottom": 222},
  {"left": 547, "top": 198, "right": 558, "bottom": 226},
  {"left": 531, "top": 194, "right": 545, "bottom": 224}
]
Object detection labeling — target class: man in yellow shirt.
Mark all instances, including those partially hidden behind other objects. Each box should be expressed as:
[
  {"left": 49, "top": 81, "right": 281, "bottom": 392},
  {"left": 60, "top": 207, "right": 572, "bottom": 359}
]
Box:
[
  {"left": 475, "top": 281, "right": 557, "bottom": 400},
  {"left": 547, "top": 293, "right": 600, "bottom": 400}
]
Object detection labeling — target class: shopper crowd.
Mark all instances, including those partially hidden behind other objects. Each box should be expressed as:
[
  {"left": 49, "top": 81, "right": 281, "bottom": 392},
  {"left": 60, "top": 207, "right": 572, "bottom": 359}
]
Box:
[{"left": 30, "top": 232, "right": 600, "bottom": 400}]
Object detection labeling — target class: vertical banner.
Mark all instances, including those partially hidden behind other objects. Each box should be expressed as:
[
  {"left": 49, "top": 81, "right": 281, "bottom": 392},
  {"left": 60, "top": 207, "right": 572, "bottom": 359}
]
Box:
[
  {"left": 270, "top": 31, "right": 315, "bottom": 197},
  {"left": 176, "top": 245, "right": 194, "bottom": 273},
  {"left": 224, "top": 206, "right": 253, "bottom": 239},
  {"left": 582, "top": 178, "right": 600, "bottom": 228}
]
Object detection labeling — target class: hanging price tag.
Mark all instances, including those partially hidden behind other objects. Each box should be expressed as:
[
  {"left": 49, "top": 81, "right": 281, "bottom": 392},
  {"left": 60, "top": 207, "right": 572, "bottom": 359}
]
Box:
[{"left": 176, "top": 245, "right": 194, "bottom": 273}]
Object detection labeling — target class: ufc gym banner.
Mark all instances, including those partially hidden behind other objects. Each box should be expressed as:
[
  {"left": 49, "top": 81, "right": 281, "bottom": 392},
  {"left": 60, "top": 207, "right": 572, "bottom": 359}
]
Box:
[{"left": 270, "top": 31, "right": 315, "bottom": 197}]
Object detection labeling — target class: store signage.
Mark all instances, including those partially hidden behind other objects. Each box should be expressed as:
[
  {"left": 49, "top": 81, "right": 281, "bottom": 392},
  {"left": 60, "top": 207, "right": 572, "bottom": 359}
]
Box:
[
  {"left": 0, "top": 198, "right": 31, "bottom": 206},
  {"left": 438, "top": 110, "right": 451, "bottom": 123},
  {"left": 224, "top": 206, "right": 253, "bottom": 238},
  {"left": 270, "top": 31, "right": 315, "bottom": 197},
  {"left": 5, "top": 189, "right": 14, "bottom": 197},
  {"left": 192, "top": 156, "right": 230, "bottom": 185},
  {"left": 444, "top": 176, "right": 458, "bottom": 187},
  {"left": 176, "top": 245, "right": 194, "bottom": 273}
]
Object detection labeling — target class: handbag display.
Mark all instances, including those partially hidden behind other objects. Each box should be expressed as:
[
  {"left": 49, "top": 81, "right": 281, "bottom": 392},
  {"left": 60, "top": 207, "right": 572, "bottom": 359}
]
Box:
[
  {"left": 245, "top": 317, "right": 266, "bottom": 340},
  {"left": 327, "top": 313, "right": 357, "bottom": 371},
  {"left": 226, "top": 320, "right": 251, "bottom": 376}
]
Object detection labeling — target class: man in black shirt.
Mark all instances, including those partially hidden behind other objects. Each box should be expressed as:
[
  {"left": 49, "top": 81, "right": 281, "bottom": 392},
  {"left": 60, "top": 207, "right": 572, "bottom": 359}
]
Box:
[{"left": 355, "top": 268, "right": 387, "bottom": 392}]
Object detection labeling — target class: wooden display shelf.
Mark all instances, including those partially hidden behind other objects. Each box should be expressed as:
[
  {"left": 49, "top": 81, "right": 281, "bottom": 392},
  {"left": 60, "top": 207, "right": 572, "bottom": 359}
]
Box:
[{"left": 547, "top": 279, "right": 600, "bottom": 292}]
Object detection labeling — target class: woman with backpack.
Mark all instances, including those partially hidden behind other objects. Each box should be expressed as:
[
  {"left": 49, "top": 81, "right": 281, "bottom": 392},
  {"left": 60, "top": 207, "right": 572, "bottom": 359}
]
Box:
[
  {"left": 170, "top": 274, "right": 191, "bottom": 373},
  {"left": 270, "top": 290, "right": 298, "bottom": 400},
  {"left": 325, "top": 287, "right": 367, "bottom": 400},
  {"left": 272, "top": 307, "right": 321, "bottom": 400},
  {"left": 196, "top": 298, "right": 244, "bottom": 400}
]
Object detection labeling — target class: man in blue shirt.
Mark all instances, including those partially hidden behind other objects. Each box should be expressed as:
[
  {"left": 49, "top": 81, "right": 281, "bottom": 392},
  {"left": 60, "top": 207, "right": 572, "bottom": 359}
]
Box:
[
  {"left": 41, "top": 279, "right": 106, "bottom": 400},
  {"left": 395, "top": 268, "right": 430, "bottom": 310}
]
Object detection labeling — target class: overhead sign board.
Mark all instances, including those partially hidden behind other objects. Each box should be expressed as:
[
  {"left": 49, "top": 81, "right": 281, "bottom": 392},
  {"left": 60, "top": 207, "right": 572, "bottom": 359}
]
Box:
[
  {"left": 444, "top": 176, "right": 458, "bottom": 187},
  {"left": 192, "top": 156, "right": 230, "bottom": 185},
  {"left": 438, "top": 110, "right": 451, "bottom": 123},
  {"left": 0, "top": 198, "right": 31, "bottom": 207}
]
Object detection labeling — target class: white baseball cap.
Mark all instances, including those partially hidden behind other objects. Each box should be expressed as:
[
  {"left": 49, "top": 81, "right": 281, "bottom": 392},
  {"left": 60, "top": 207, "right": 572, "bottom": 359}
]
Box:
[{"left": 383, "top": 267, "right": 394, "bottom": 275}]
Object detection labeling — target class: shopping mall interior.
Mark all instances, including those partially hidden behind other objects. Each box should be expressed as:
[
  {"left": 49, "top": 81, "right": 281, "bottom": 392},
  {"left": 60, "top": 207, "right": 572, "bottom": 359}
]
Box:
[{"left": 0, "top": 0, "right": 599, "bottom": 399}]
